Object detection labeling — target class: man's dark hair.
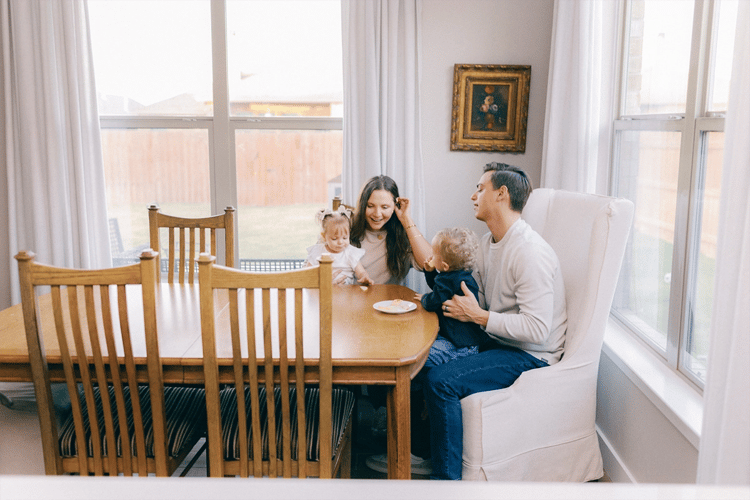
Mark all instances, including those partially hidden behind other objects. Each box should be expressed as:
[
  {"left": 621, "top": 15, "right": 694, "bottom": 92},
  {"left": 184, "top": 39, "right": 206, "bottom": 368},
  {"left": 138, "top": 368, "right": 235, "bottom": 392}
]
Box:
[{"left": 483, "top": 162, "right": 533, "bottom": 212}]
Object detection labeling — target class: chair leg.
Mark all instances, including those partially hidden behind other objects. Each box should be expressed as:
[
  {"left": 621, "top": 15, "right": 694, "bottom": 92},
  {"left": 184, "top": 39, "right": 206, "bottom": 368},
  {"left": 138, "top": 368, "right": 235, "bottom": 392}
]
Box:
[
  {"left": 179, "top": 439, "right": 208, "bottom": 477},
  {"left": 339, "top": 419, "right": 353, "bottom": 479}
]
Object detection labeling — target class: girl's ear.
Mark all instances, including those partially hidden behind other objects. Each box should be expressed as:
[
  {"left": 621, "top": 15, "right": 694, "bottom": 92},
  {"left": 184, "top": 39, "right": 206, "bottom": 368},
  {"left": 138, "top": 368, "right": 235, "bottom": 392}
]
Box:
[{"left": 440, "top": 260, "right": 450, "bottom": 272}]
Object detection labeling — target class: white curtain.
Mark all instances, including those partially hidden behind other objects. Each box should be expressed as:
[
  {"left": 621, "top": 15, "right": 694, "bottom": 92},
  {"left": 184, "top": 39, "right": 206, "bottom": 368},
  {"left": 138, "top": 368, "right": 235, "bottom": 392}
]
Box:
[
  {"left": 540, "top": 0, "right": 618, "bottom": 194},
  {"left": 341, "top": 0, "right": 425, "bottom": 231},
  {"left": 696, "top": 0, "right": 750, "bottom": 485},
  {"left": 1, "top": 0, "right": 110, "bottom": 306}
]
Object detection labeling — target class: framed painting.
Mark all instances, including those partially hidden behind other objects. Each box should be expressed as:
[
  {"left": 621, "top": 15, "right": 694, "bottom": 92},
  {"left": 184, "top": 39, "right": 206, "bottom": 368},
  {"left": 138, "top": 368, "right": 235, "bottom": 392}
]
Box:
[{"left": 450, "top": 64, "right": 531, "bottom": 152}]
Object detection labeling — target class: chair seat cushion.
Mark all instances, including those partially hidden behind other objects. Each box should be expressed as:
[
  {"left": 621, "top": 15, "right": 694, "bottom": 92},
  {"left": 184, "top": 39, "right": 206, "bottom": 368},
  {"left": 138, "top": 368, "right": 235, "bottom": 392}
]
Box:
[
  {"left": 220, "top": 386, "right": 354, "bottom": 462},
  {"left": 58, "top": 385, "right": 206, "bottom": 459}
]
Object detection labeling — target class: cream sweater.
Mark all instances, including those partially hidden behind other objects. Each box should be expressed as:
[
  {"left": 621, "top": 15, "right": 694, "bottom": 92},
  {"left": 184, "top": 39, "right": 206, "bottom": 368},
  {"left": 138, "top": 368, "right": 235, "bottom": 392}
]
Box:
[{"left": 474, "top": 219, "right": 567, "bottom": 364}]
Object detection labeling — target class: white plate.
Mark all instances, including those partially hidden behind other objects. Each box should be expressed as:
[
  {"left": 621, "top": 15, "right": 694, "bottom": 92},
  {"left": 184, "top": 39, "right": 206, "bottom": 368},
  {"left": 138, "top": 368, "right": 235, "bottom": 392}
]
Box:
[{"left": 373, "top": 300, "right": 417, "bottom": 314}]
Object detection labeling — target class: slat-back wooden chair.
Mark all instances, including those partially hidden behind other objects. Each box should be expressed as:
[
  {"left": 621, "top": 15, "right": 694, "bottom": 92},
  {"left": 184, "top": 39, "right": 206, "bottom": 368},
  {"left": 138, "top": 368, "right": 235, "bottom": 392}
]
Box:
[
  {"left": 331, "top": 196, "right": 354, "bottom": 212},
  {"left": 148, "top": 205, "right": 235, "bottom": 284},
  {"left": 198, "top": 253, "right": 355, "bottom": 478},
  {"left": 15, "top": 250, "right": 206, "bottom": 476}
]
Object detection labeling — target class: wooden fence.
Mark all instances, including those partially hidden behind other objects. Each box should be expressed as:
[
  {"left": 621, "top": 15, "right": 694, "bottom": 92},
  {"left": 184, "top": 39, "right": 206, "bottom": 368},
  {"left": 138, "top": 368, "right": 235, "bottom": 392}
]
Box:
[{"left": 101, "top": 129, "right": 342, "bottom": 206}]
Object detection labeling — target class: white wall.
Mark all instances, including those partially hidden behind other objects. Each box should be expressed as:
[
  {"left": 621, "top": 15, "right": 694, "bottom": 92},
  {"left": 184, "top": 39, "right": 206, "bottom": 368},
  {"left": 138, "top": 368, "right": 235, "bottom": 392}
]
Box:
[
  {"left": 420, "top": 0, "right": 554, "bottom": 240},
  {"left": 597, "top": 351, "right": 699, "bottom": 483}
]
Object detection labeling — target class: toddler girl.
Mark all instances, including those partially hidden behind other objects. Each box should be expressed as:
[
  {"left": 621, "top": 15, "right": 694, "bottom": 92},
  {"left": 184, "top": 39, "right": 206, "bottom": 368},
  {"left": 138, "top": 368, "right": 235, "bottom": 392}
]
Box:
[
  {"left": 416, "top": 227, "right": 487, "bottom": 368},
  {"left": 306, "top": 208, "right": 373, "bottom": 285}
]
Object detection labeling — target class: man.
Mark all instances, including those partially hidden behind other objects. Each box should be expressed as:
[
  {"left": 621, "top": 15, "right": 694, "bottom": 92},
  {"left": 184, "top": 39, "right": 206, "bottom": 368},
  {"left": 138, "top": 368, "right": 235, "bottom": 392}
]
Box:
[{"left": 424, "top": 162, "right": 567, "bottom": 480}]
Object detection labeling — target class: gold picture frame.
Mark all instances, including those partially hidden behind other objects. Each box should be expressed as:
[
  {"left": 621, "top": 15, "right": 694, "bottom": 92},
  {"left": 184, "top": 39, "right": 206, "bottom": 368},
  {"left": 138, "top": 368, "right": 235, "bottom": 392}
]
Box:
[{"left": 450, "top": 64, "right": 531, "bottom": 152}]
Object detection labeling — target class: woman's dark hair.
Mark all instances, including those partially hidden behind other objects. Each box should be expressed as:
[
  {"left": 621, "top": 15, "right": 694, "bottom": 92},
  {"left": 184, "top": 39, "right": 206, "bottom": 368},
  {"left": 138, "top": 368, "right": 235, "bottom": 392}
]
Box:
[
  {"left": 350, "top": 176, "right": 411, "bottom": 282},
  {"left": 483, "top": 162, "right": 533, "bottom": 212}
]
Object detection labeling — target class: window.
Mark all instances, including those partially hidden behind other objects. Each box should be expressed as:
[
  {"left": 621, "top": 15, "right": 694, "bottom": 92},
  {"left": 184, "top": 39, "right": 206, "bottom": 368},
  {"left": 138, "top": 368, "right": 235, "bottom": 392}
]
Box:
[
  {"left": 611, "top": 0, "right": 737, "bottom": 387},
  {"left": 88, "top": 0, "right": 343, "bottom": 267}
]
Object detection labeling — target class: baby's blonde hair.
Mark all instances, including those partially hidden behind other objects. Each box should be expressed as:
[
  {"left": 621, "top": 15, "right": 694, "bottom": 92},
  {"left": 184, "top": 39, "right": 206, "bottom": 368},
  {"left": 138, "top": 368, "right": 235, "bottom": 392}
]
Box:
[
  {"left": 432, "top": 228, "right": 479, "bottom": 271},
  {"left": 320, "top": 212, "right": 351, "bottom": 237}
]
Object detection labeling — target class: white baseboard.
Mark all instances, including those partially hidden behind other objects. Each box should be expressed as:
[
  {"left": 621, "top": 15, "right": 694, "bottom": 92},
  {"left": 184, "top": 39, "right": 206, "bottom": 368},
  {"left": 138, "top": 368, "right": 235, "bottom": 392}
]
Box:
[{"left": 597, "top": 425, "right": 637, "bottom": 484}]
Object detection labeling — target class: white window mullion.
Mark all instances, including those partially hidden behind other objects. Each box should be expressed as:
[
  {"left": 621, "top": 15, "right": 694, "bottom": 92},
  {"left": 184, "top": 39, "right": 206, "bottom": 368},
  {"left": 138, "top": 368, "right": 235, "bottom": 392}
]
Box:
[
  {"left": 670, "top": 0, "right": 713, "bottom": 370},
  {"left": 210, "top": 0, "right": 236, "bottom": 265}
]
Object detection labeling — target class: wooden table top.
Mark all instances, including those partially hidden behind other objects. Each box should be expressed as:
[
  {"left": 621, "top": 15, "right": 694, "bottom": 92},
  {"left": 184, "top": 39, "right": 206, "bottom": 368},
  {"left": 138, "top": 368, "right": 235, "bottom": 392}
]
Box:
[{"left": 0, "top": 283, "right": 438, "bottom": 383}]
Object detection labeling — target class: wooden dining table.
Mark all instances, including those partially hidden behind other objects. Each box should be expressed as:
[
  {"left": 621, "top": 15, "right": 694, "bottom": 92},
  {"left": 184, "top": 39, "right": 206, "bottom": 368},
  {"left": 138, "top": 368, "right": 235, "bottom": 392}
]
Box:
[{"left": 0, "top": 282, "right": 438, "bottom": 480}]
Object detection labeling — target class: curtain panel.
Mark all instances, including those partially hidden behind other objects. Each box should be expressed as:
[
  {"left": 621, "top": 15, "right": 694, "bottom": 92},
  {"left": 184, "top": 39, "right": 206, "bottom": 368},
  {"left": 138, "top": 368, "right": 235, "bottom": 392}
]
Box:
[
  {"left": 341, "top": 0, "right": 425, "bottom": 231},
  {"left": 541, "top": 0, "right": 618, "bottom": 194},
  {"left": 1, "top": 0, "right": 110, "bottom": 307},
  {"left": 696, "top": 0, "right": 750, "bottom": 485}
]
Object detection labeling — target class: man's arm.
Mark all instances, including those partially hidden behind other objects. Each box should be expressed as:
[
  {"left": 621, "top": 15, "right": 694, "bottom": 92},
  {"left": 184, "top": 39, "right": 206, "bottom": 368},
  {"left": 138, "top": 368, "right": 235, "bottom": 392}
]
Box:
[
  {"left": 443, "top": 281, "right": 490, "bottom": 326},
  {"left": 445, "top": 243, "right": 557, "bottom": 345}
]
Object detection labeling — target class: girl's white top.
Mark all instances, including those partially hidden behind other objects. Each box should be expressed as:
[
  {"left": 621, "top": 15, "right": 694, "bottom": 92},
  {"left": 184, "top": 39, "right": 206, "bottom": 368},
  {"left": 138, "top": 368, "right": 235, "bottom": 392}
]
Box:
[{"left": 305, "top": 243, "right": 366, "bottom": 284}]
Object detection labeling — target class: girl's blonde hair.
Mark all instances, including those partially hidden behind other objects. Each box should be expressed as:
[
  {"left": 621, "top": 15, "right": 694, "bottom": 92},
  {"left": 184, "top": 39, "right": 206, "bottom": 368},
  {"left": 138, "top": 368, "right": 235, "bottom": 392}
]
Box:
[
  {"left": 316, "top": 208, "right": 352, "bottom": 235},
  {"left": 432, "top": 228, "right": 479, "bottom": 271}
]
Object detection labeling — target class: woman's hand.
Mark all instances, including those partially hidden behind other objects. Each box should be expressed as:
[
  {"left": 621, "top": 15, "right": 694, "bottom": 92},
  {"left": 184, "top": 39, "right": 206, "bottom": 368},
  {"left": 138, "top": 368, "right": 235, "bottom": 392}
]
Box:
[
  {"left": 443, "top": 281, "right": 489, "bottom": 326},
  {"left": 394, "top": 197, "right": 411, "bottom": 223}
]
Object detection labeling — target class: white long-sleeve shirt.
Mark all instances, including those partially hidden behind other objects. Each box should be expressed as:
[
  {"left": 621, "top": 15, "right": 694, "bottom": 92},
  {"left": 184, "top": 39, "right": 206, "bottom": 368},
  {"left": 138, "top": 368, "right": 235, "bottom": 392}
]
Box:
[{"left": 474, "top": 218, "right": 567, "bottom": 364}]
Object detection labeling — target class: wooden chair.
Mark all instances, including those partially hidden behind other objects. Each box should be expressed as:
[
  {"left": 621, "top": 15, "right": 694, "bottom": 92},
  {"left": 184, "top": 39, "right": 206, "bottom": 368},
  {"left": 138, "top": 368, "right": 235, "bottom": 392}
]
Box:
[
  {"left": 198, "top": 253, "right": 355, "bottom": 478},
  {"left": 148, "top": 205, "right": 235, "bottom": 284},
  {"left": 331, "top": 196, "right": 354, "bottom": 212},
  {"left": 15, "top": 250, "right": 206, "bottom": 476}
]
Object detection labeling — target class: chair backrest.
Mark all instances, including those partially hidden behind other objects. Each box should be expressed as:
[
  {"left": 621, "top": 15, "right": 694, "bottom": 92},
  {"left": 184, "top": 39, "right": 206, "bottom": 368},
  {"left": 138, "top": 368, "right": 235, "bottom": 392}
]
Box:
[
  {"left": 198, "top": 253, "right": 334, "bottom": 478},
  {"left": 15, "top": 250, "right": 169, "bottom": 476},
  {"left": 521, "top": 189, "right": 634, "bottom": 362},
  {"left": 148, "top": 205, "right": 235, "bottom": 284},
  {"left": 331, "top": 196, "right": 354, "bottom": 212}
]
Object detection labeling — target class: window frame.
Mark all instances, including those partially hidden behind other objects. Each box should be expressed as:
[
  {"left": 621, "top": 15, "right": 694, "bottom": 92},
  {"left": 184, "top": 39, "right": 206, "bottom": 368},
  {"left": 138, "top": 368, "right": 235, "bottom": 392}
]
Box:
[
  {"left": 609, "top": 0, "right": 728, "bottom": 390},
  {"left": 97, "top": 0, "right": 343, "bottom": 263}
]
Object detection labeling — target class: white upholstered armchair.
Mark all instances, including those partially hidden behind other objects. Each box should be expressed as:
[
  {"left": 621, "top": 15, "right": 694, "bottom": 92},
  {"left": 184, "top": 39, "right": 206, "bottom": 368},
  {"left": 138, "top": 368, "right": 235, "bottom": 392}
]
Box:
[{"left": 461, "top": 189, "right": 634, "bottom": 481}]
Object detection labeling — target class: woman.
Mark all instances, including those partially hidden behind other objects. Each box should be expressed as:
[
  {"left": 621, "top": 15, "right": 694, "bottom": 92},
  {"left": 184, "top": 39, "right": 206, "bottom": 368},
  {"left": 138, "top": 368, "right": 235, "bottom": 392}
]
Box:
[
  {"left": 348, "top": 175, "right": 432, "bottom": 285},
  {"left": 348, "top": 176, "right": 435, "bottom": 473}
]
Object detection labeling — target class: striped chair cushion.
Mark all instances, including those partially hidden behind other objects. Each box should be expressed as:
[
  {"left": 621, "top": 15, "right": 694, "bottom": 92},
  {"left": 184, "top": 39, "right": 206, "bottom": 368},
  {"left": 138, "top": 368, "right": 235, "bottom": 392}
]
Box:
[
  {"left": 59, "top": 385, "right": 206, "bottom": 459},
  {"left": 221, "top": 386, "right": 355, "bottom": 462}
]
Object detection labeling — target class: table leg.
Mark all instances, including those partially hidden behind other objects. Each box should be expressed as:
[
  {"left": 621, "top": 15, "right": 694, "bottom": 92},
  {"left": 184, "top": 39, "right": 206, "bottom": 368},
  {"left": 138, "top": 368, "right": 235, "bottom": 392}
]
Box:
[{"left": 386, "top": 365, "right": 411, "bottom": 479}]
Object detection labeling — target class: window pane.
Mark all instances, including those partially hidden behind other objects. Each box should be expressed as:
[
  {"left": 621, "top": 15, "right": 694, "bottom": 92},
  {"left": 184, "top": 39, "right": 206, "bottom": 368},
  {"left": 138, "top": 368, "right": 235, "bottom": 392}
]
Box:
[
  {"left": 226, "top": 0, "right": 343, "bottom": 117},
  {"left": 708, "top": 0, "right": 739, "bottom": 111},
  {"left": 624, "top": 0, "right": 694, "bottom": 115},
  {"left": 103, "top": 129, "right": 211, "bottom": 264},
  {"left": 613, "top": 130, "right": 682, "bottom": 351},
  {"left": 684, "top": 132, "right": 724, "bottom": 382},
  {"left": 89, "top": 0, "right": 213, "bottom": 116},
  {"left": 235, "top": 130, "right": 342, "bottom": 264}
]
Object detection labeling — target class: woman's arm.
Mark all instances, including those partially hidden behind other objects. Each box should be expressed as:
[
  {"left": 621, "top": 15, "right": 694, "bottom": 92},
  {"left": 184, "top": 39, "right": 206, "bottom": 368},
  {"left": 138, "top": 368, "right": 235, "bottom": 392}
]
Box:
[{"left": 394, "top": 197, "right": 432, "bottom": 267}]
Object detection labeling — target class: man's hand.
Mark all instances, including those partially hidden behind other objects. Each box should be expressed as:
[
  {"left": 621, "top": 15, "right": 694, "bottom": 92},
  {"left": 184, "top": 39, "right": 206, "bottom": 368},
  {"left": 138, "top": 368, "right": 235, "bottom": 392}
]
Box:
[{"left": 443, "top": 281, "right": 489, "bottom": 326}]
